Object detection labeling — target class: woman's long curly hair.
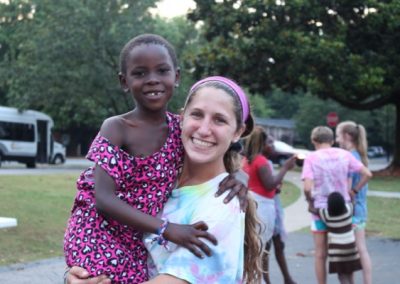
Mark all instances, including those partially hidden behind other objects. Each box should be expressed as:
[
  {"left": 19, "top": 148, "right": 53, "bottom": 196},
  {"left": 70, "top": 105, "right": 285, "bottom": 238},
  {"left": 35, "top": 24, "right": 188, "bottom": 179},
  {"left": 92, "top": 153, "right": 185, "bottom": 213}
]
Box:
[{"left": 226, "top": 150, "right": 264, "bottom": 283}]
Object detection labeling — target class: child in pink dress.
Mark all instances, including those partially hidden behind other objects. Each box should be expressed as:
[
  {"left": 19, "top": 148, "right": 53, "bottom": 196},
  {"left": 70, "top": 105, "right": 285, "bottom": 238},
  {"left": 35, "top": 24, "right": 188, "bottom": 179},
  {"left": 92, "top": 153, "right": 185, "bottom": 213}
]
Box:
[{"left": 64, "top": 35, "right": 248, "bottom": 284}]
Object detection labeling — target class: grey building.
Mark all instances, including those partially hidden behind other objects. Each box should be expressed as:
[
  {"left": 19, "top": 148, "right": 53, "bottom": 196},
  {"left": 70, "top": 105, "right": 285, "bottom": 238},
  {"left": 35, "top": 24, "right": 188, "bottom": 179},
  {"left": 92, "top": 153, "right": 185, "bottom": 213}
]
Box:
[{"left": 255, "top": 117, "right": 296, "bottom": 145}]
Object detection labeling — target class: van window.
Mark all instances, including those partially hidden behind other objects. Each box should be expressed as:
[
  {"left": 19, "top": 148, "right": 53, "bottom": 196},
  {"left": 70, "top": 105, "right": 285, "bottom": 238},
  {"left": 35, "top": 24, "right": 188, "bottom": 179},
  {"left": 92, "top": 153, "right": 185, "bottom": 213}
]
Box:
[{"left": 0, "top": 121, "right": 35, "bottom": 142}]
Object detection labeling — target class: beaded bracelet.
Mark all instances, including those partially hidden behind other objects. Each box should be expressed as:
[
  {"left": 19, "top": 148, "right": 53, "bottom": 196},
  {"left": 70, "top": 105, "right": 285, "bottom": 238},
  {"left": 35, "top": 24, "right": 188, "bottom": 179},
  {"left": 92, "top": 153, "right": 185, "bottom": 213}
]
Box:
[{"left": 152, "top": 218, "right": 169, "bottom": 248}]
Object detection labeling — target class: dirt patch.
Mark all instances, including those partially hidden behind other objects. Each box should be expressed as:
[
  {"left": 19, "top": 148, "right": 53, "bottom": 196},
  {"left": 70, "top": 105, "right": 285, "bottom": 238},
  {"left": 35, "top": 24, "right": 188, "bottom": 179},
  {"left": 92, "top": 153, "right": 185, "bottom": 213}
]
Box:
[{"left": 372, "top": 164, "right": 400, "bottom": 177}]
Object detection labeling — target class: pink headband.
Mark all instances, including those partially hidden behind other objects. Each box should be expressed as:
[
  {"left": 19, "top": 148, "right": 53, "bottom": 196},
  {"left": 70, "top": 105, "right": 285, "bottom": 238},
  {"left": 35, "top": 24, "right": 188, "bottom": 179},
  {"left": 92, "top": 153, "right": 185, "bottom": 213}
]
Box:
[{"left": 188, "top": 76, "right": 250, "bottom": 123}]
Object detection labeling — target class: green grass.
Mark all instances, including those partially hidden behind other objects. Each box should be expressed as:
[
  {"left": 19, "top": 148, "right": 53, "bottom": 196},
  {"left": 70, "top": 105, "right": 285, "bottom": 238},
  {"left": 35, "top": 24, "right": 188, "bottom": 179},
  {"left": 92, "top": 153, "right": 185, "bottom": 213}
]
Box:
[
  {"left": 365, "top": 196, "right": 400, "bottom": 239},
  {"left": 0, "top": 174, "right": 77, "bottom": 265},
  {"left": 297, "top": 176, "right": 400, "bottom": 239},
  {"left": 0, "top": 174, "right": 398, "bottom": 266},
  {"left": 279, "top": 181, "right": 301, "bottom": 208},
  {"left": 369, "top": 176, "right": 400, "bottom": 192}
]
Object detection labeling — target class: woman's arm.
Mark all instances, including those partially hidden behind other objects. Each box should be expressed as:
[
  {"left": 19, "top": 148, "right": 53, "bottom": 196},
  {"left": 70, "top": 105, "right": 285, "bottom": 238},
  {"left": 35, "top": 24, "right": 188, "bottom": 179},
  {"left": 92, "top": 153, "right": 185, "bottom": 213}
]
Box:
[{"left": 65, "top": 266, "right": 110, "bottom": 284}]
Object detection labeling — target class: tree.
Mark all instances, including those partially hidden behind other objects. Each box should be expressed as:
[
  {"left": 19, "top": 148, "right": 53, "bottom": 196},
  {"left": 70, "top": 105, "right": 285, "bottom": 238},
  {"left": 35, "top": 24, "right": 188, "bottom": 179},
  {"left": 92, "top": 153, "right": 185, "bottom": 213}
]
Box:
[
  {"left": 189, "top": 0, "right": 400, "bottom": 172},
  {"left": 0, "top": 0, "right": 161, "bottom": 154},
  {"left": 295, "top": 93, "right": 396, "bottom": 151}
]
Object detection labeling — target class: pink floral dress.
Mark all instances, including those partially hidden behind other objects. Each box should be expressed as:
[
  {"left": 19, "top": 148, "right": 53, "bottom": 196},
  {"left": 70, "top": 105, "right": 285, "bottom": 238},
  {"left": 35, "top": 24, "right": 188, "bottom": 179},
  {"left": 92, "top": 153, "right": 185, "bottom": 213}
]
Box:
[{"left": 64, "top": 112, "right": 183, "bottom": 283}]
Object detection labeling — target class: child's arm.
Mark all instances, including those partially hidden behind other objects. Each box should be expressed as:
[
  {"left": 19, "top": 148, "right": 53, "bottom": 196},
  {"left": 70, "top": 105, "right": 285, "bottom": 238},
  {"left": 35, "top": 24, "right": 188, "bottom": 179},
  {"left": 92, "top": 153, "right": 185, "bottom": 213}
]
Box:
[
  {"left": 304, "top": 178, "right": 318, "bottom": 215},
  {"left": 146, "top": 189, "right": 244, "bottom": 284},
  {"left": 94, "top": 119, "right": 217, "bottom": 259},
  {"left": 215, "top": 170, "right": 248, "bottom": 211},
  {"left": 308, "top": 201, "right": 319, "bottom": 215},
  {"left": 258, "top": 156, "right": 296, "bottom": 190},
  {"left": 95, "top": 165, "right": 217, "bottom": 258}
]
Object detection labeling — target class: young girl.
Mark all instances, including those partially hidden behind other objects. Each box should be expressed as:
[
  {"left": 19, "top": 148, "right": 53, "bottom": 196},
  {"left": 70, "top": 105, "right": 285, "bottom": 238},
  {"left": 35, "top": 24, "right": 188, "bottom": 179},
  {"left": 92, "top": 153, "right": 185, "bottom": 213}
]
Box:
[
  {"left": 264, "top": 135, "right": 297, "bottom": 284},
  {"left": 309, "top": 191, "right": 362, "bottom": 284},
  {"left": 142, "top": 76, "right": 262, "bottom": 283},
  {"left": 242, "top": 126, "right": 296, "bottom": 284},
  {"left": 64, "top": 35, "right": 247, "bottom": 284},
  {"left": 301, "top": 126, "right": 372, "bottom": 284},
  {"left": 336, "top": 121, "right": 372, "bottom": 284}
]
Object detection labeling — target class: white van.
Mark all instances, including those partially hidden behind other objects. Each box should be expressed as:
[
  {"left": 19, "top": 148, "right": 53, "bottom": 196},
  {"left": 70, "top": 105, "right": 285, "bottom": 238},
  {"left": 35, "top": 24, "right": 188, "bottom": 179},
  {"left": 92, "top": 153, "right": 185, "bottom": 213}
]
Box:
[{"left": 0, "top": 106, "right": 66, "bottom": 168}]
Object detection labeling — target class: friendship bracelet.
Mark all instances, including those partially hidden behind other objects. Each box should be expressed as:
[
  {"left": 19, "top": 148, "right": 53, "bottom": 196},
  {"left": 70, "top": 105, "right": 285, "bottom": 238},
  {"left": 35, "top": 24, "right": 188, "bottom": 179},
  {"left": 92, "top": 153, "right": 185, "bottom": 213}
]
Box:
[{"left": 152, "top": 218, "right": 169, "bottom": 248}]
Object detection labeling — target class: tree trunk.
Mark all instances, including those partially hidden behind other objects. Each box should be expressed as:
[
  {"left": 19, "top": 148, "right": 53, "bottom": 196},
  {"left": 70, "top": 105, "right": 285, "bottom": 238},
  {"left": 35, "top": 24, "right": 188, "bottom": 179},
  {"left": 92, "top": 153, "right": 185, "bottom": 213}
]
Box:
[
  {"left": 393, "top": 101, "right": 400, "bottom": 168},
  {"left": 377, "top": 101, "right": 400, "bottom": 176}
]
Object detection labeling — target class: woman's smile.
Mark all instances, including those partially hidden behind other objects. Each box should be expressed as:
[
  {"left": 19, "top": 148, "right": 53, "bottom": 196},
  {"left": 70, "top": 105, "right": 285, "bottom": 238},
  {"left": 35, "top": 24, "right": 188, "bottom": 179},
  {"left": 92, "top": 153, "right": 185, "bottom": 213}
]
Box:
[{"left": 191, "top": 137, "right": 215, "bottom": 148}]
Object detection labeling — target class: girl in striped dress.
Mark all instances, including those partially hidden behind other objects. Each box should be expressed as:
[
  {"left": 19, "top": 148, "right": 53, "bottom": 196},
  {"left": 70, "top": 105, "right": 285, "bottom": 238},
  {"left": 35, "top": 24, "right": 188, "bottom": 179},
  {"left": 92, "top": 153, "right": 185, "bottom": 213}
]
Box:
[{"left": 309, "top": 191, "right": 362, "bottom": 284}]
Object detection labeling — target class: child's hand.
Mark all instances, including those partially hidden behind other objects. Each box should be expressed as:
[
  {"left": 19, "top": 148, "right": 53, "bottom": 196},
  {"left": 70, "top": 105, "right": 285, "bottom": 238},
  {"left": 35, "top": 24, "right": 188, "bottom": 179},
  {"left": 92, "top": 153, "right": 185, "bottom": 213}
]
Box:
[
  {"left": 164, "top": 221, "right": 218, "bottom": 259},
  {"left": 283, "top": 155, "right": 296, "bottom": 170},
  {"left": 215, "top": 173, "right": 248, "bottom": 211},
  {"left": 66, "top": 266, "right": 111, "bottom": 284}
]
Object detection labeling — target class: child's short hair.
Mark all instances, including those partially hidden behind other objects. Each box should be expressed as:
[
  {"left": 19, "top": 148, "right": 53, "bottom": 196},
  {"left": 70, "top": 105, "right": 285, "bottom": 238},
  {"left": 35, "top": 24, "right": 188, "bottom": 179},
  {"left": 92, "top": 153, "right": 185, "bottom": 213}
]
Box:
[
  {"left": 119, "top": 34, "right": 178, "bottom": 74},
  {"left": 327, "top": 192, "right": 346, "bottom": 216},
  {"left": 311, "top": 126, "right": 334, "bottom": 144}
]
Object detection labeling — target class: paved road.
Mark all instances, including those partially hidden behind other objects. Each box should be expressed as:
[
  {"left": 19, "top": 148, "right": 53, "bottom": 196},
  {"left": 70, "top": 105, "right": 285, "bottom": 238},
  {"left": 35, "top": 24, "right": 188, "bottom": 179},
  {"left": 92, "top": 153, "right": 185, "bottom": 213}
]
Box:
[{"left": 0, "top": 157, "right": 399, "bottom": 283}]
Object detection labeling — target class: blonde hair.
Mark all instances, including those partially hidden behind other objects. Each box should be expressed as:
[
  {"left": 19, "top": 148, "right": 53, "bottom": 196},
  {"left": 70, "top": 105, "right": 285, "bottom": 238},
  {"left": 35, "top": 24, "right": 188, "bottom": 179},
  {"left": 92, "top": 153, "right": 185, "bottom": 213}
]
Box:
[
  {"left": 337, "top": 121, "right": 369, "bottom": 166},
  {"left": 311, "top": 126, "right": 334, "bottom": 144},
  {"left": 243, "top": 126, "right": 267, "bottom": 163}
]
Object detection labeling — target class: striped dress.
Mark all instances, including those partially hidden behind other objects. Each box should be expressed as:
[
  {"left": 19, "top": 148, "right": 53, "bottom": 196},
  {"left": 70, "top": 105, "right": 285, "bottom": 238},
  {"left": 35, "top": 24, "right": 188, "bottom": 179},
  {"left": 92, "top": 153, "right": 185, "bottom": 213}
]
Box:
[{"left": 319, "top": 204, "right": 362, "bottom": 274}]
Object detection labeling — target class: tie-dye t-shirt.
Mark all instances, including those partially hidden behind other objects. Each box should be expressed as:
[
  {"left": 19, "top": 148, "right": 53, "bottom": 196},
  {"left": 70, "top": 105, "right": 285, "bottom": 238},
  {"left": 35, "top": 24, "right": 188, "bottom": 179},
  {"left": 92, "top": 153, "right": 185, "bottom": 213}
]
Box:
[
  {"left": 145, "top": 173, "right": 245, "bottom": 284},
  {"left": 301, "top": 147, "right": 363, "bottom": 209}
]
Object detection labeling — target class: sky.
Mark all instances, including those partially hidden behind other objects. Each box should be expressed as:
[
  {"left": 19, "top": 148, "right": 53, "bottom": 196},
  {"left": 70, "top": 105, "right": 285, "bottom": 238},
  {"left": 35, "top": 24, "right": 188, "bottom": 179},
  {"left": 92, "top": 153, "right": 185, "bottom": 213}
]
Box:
[{"left": 153, "top": 0, "right": 196, "bottom": 18}]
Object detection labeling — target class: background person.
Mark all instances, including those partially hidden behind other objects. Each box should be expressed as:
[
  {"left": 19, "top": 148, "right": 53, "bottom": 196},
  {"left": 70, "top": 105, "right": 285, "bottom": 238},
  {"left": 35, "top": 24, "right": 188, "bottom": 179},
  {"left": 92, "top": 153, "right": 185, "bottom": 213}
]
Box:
[
  {"left": 336, "top": 121, "right": 372, "bottom": 284},
  {"left": 302, "top": 126, "right": 372, "bottom": 284},
  {"left": 264, "top": 135, "right": 297, "bottom": 284},
  {"left": 242, "top": 126, "right": 296, "bottom": 284},
  {"left": 309, "top": 191, "right": 362, "bottom": 284}
]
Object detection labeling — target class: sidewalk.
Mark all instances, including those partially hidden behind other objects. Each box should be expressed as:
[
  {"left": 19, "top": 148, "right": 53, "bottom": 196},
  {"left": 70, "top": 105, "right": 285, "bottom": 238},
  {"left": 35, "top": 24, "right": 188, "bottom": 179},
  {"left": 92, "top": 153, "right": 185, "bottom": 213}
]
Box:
[{"left": 0, "top": 170, "right": 399, "bottom": 284}]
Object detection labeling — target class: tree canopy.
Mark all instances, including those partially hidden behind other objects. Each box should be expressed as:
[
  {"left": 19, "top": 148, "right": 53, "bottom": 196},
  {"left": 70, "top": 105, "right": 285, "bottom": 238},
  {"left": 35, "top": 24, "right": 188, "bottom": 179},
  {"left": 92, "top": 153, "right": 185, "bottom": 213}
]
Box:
[
  {"left": 188, "top": 0, "right": 400, "bottom": 170},
  {"left": 1, "top": 0, "right": 159, "bottom": 130}
]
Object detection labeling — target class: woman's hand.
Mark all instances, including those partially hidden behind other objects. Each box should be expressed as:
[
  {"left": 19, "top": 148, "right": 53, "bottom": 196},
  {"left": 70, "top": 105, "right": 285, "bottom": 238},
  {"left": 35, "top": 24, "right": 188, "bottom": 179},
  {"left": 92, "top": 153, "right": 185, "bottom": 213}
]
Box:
[
  {"left": 65, "top": 266, "right": 111, "bottom": 284},
  {"left": 215, "top": 172, "right": 248, "bottom": 211},
  {"left": 164, "top": 221, "right": 218, "bottom": 259}
]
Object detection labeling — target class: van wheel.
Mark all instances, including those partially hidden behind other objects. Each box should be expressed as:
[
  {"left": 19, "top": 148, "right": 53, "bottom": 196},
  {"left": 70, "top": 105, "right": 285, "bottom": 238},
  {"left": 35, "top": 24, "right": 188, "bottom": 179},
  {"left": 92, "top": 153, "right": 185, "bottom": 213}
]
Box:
[
  {"left": 52, "top": 154, "right": 65, "bottom": 165},
  {"left": 26, "top": 159, "right": 36, "bottom": 168}
]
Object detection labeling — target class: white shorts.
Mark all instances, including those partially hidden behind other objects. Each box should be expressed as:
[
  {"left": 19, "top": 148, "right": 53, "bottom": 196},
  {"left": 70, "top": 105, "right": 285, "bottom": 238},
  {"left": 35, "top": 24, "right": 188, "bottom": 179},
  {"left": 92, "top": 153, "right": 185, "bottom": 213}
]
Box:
[{"left": 250, "top": 191, "right": 276, "bottom": 246}]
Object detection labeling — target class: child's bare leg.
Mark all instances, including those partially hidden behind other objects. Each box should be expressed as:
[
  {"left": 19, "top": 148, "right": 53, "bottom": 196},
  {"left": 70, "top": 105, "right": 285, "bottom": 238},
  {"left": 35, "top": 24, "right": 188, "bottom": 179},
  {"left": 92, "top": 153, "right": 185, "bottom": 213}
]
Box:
[
  {"left": 272, "top": 235, "right": 297, "bottom": 284},
  {"left": 355, "top": 228, "right": 372, "bottom": 284},
  {"left": 313, "top": 233, "right": 327, "bottom": 284},
  {"left": 262, "top": 240, "right": 272, "bottom": 284},
  {"left": 338, "top": 273, "right": 354, "bottom": 284}
]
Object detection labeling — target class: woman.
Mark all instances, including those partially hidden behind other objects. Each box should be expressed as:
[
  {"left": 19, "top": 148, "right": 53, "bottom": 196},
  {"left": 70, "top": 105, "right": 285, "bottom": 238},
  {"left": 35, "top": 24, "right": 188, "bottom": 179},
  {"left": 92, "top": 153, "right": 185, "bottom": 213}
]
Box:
[{"left": 67, "top": 76, "right": 263, "bottom": 284}]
